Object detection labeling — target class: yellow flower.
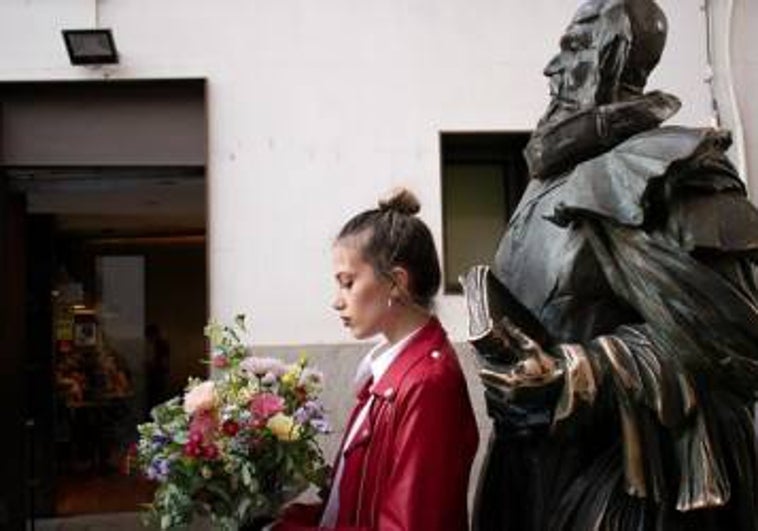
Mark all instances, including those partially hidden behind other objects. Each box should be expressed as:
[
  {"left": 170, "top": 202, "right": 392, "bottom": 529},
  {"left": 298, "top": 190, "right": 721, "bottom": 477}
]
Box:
[
  {"left": 280, "top": 365, "right": 301, "bottom": 388},
  {"left": 267, "top": 413, "right": 301, "bottom": 441}
]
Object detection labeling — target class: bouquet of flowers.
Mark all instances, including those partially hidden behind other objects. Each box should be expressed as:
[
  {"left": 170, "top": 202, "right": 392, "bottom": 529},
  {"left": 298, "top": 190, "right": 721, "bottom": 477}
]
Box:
[{"left": 134, "top": 315, "right": 329, "bottom": 530}]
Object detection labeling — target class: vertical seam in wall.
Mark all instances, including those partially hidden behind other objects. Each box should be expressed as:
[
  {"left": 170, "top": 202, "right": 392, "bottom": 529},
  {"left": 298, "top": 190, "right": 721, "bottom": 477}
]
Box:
[{"left": 706, "top": 0, "right": 748, "bottom": 186}]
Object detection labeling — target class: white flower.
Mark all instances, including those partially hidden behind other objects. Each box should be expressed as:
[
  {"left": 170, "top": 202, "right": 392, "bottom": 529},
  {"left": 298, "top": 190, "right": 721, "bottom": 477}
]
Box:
[
  {"left": 240, "top": 356, "right": 288, "bottom": 377},
  {"left": 265, "top": 373, "right": 282, "bottom": 387},
  {"left": 183, "top": 380, "right": 216, "bottom": 415},
  {"left": 298, "top": 368, "right": 324, "bottom": 393}
]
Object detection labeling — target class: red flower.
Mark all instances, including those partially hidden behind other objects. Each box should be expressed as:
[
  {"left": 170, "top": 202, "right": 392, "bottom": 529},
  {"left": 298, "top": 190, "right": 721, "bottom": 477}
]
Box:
[
  {"left": 203, "top": 443, "right": 219, "bottom": 460},
  {"left": 184, "top": 442, "right": 203, "bottom": 458},
  {"left": 222, "top": 419, "right": 240, "bottom": 437},
  {"left": 212, "top": 354, "right": 229, "bottom": 369}
]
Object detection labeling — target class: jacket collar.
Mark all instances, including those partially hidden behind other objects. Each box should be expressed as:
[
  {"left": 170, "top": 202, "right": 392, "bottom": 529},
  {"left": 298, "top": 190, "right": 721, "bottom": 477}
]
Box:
[{"left": 369, "top": 317, "right": 446, "bottom": 401}]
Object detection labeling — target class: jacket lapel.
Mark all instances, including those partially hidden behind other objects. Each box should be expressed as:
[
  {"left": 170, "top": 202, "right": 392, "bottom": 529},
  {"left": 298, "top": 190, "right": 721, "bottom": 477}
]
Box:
[{"left": 370, "top": 317, "right": 446, "bottom": 401}]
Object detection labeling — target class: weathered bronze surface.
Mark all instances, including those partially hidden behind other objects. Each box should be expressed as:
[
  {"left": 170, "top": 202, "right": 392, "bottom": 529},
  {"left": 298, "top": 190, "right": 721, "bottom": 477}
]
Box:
[{"left": 467, "top": 0, "right": 758, "bottom": 529}]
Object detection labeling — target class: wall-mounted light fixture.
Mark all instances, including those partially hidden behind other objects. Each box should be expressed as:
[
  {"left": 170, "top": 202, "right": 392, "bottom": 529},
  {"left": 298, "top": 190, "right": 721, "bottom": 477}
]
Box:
[{"left": 62, "top": 29, "right": 118, "bottom": 65}]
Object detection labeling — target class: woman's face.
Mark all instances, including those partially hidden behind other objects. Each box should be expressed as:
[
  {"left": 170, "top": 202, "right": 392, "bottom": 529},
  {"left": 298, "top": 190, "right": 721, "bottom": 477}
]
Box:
[{"left": 331, "top": 241, "right": 393, "bottom": 340}]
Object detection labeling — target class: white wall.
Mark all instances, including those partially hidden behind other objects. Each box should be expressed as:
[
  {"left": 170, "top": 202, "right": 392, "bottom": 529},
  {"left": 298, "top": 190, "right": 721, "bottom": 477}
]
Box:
[
  {"left": 0, "top": 0, "right": 715, "bottom": 345},
  {"left": 732, "top": 0, "right": 758, "bottom": 198}
]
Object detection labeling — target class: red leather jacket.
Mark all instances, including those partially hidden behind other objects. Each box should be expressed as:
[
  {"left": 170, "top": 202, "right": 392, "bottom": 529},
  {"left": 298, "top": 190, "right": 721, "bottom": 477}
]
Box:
[{"left": 275, "top": 318, "right": 479, "bottom": 531}]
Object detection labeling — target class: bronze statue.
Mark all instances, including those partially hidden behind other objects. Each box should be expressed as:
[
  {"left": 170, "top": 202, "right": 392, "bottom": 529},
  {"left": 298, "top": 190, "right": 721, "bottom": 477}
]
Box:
[{"left": 462, "top": 0, "right": 758, "bottom": 529}]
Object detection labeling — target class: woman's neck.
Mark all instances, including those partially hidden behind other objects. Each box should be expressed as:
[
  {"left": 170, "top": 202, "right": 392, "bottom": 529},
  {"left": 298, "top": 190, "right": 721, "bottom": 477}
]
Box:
[{"left": 383, "top": 306, "right": 430, "bottom": 345}]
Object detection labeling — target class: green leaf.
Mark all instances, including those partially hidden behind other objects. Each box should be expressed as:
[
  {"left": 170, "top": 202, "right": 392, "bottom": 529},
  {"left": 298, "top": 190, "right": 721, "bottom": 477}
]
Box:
[
  {"left": 241, "top": 464, "right": 252, "bottom": 487},
  {"left": 236, "top": 496, "right": 252, "bottom": 521},
  {"left": 247, "top": 476, "right": 259, "bottom": 494}
]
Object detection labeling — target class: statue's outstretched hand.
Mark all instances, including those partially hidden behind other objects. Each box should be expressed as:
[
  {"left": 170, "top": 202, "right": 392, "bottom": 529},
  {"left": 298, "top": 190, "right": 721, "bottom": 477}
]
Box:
[{"left": 478, "top": 316, "right": 563, "bottom": 403}]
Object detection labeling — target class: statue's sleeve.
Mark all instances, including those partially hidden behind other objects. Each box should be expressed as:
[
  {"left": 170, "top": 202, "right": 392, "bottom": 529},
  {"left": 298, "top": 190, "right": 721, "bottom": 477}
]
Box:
[
  {"left": 548, "top": 182, "right": 758, "bottom": 510},
  {"left": 481, "top": 129, "right": 758, "bottom": 510}
]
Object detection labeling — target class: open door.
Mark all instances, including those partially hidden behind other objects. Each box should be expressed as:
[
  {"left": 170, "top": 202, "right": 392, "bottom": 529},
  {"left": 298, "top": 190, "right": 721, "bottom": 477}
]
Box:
[{"left": 1, "top": 79, "right": 208, "bottom": 523}]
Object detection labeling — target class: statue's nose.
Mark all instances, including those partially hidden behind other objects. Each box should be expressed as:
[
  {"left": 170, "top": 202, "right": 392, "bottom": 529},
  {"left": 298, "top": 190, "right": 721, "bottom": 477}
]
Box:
[{"left": 543, "top": 54, "right": 563, "bottom": 77}]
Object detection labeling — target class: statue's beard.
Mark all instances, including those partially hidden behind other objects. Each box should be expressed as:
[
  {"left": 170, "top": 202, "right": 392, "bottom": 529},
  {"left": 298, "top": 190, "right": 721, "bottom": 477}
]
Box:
[
  {"left": 537, "top": 74, "right": 607, "bottom": 131},
  {"left": 537, "top": 78, "right": 646, "bottom": 132},
  {"left": 537, "top": 97, "right": 578, "bottom": 128}
]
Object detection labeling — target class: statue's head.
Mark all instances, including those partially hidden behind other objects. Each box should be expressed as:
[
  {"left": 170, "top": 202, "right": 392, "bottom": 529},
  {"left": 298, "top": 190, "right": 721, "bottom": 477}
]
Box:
[{"left": 539, "top": 0, "right": 667, "bottom": 125}]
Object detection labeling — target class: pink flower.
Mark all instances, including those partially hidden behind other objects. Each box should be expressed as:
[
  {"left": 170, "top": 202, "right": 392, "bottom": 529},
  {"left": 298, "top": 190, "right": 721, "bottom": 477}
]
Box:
[
  {"left": 250, "top": 392, "right": 285, "bottom": 420},
  {"left": 211, "top": 354, "right": 229, "bottom": 369},
  {"left": 189, "top": 409, "right": 218, "bottom": 443}
]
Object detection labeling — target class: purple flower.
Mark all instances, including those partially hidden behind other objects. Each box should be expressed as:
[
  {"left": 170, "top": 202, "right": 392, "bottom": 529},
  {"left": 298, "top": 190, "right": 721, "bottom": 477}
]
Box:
[
  {"left": 146, "top": 457, "right": 171, "bottom": 482},
  {"left": 293, "top": 401, "right": 323, "bottom": 421},
  {"left": 294, "top": 401, "right": 330, "bottom": 433},
  {"left": 309, "top": 418, "right": 331, "bottom": 434},
  {"left": 151, "top": 433, "right": 171, "bottom": 450}
]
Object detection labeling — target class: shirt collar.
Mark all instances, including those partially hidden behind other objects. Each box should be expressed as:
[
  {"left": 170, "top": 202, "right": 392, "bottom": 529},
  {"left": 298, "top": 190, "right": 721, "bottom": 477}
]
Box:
[{"left": 353, "top": 325, "right": 424, "bottom": 394}]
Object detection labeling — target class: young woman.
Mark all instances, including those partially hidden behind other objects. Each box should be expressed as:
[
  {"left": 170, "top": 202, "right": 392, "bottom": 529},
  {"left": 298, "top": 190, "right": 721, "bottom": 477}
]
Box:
[{"left": 274, "top": 188, "right": 479, "bottom": 531}]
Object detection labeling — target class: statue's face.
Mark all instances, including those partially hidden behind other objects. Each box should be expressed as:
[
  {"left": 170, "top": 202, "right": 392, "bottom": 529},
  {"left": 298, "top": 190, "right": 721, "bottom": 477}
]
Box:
[{"left": 539, "top": 0, "right": 615, "bottom": 125}]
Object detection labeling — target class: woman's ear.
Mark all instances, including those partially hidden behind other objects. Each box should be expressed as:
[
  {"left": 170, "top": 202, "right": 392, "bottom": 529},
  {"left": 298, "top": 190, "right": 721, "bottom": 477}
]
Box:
[{"left": 388, "top": 266, "right": 411, "bottom": 300}]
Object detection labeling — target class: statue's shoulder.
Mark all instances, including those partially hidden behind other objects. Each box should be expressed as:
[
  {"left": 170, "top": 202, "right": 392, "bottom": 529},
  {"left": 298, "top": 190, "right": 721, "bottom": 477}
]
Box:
[
  {"left": 551, "top": 125, "right": 758, "bottom": 257},
  {"left": 618, "top": 125, "right": 725, "bottom": 158},
  {"left": 550, "top": 126, "right": 744, "bottom": 228}
]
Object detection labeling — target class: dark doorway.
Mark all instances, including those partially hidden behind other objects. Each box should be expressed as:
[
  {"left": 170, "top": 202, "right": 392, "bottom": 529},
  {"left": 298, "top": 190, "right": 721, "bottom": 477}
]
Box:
[{"left": 0, "top": 79, "right": 208, "bottom": 524}]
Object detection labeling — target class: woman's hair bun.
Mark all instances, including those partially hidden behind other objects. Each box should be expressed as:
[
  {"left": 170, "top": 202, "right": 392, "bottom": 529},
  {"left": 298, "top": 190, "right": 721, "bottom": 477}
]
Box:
[{"left": 378, "top": 187, "right": 421, "bottom": 216}]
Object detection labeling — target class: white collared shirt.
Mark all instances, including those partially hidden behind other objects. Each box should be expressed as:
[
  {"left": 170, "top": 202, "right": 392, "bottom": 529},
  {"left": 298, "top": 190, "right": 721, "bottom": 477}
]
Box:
[{"left": 319, "top": 326, "right": 423, "bottom": 528}]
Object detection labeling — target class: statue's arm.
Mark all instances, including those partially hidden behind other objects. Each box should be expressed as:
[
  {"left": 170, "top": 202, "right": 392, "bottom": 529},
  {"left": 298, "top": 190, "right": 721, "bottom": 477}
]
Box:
[{"left": 479, "top": 180, "right": 758, "bottom": 435}]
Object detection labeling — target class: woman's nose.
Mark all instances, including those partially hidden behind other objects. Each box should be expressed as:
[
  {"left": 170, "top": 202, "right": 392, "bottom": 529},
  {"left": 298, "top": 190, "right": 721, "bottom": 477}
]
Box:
[{"left": 332, "top": 294, "right": 345, "bottom": 311}]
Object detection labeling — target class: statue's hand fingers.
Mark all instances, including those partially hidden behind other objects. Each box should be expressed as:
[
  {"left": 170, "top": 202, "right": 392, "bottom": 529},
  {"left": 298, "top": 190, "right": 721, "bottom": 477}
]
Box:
[{"left": 499, "top": 317, "right": 542, "bottom": 357}]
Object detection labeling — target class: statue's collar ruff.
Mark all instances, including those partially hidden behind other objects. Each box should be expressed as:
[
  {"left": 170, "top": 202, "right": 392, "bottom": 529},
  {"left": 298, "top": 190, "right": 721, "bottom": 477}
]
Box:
[{"left": 524, "top": 91, "right": 681, "bottom": 180}]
